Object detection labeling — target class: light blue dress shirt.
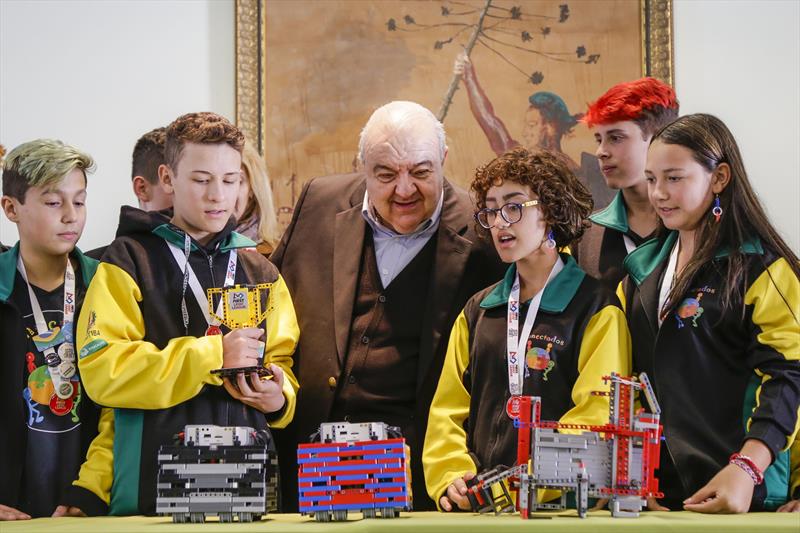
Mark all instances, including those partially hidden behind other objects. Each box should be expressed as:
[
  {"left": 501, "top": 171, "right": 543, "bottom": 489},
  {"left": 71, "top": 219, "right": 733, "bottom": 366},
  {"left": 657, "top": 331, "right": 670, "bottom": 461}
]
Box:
[{"left": 361, "top": 190, "right": 444, "bottom": 288}]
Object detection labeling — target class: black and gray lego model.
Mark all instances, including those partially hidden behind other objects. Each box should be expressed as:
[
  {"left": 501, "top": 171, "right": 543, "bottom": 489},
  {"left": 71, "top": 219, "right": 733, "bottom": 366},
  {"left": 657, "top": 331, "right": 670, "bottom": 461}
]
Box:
[{"left": 156, "top": 425, "right": 278, "bottom": 523}]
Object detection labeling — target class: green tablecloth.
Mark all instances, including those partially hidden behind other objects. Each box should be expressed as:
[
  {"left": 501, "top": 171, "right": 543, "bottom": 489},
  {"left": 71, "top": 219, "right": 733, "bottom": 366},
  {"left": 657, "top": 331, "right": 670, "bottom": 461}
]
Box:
[{"left": 1, "top": 511, "right": 798, "bottom": 533}]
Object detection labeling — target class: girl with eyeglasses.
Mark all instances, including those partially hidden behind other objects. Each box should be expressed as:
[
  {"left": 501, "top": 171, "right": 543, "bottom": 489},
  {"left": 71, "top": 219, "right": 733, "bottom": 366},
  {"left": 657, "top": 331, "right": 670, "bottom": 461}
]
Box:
[
  {"left": 619, "top": 114, "right": 800, "bottom": 513},
  {"left": 423, "top": 147, "right": 632, "bottom": 511}
]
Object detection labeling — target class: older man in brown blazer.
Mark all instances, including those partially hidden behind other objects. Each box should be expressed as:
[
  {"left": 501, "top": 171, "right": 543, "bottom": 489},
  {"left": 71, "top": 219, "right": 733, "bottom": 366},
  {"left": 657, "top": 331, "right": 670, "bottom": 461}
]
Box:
[{"left": 270, "top": 101, "right": 504, "bottom": 511}]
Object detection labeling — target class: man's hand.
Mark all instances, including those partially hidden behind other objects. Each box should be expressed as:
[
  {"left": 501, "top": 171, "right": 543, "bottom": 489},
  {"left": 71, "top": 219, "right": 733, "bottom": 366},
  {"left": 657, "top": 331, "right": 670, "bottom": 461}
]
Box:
[
  {"left": 439, "top": 472, "right": 476, "bottom": 512},
  {"left": 0, "top": 504, "right": 30, "bottom": 521},
  {"left": 683, "top": 463, "right": 755, "bottom": 514},
  {"left": 221, "top": 327, "right": 263, "bottom": 368},
  {"left": 223, "top": 363, "right": 285, "bottom": 414},
  {"left": 52, "top": 505, "right": 86, "bottom": 517},
  {"left": 777, "top": 499, "right": 800, "bottom": 512}
]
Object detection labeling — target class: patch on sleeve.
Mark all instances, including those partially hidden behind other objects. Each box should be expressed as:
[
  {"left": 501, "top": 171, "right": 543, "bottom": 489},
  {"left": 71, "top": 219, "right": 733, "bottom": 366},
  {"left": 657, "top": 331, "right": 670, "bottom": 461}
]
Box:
[{"left": 79, "top": 338, "right": 108, "bottom": 359}]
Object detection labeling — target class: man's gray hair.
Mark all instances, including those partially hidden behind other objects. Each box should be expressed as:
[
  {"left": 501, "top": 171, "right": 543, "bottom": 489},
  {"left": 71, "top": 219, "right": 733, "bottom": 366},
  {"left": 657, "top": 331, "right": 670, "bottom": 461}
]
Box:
[{"left": 358, "top": 101, "right": 447, "bottom": 164}]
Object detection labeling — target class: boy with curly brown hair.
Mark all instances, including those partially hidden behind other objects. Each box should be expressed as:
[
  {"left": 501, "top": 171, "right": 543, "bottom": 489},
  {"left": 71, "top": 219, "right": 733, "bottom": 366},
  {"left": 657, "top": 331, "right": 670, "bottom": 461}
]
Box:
[{"left": 76, "top": 112, "right": 299, "bottom": 515}]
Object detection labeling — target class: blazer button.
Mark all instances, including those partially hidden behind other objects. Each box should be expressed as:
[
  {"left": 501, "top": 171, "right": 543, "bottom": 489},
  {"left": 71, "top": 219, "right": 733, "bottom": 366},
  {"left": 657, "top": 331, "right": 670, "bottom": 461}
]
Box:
[
  {"left": 328, "top": 376, "right": 337, "bottom": 388},
  {"left": 348, "top": 375, "right": 356, "bottom": 384},
  {"left": 378, "top": 295, "right": 386, "bottom": 303},
  {"left": 361, "top": 336, "right": 369, "bottom": 344}
]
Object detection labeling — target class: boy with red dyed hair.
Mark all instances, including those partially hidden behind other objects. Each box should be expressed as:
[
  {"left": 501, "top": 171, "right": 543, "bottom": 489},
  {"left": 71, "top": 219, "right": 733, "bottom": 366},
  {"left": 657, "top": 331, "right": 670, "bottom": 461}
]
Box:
[{"left": 572, "top": 78, "right": 679, "bottom": 289}]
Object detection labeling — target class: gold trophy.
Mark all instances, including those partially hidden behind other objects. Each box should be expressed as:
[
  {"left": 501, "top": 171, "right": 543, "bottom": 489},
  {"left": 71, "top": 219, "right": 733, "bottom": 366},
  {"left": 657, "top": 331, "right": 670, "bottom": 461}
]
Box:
[{"left": 208, "top": 283, "right": 274, "bottom": 379}]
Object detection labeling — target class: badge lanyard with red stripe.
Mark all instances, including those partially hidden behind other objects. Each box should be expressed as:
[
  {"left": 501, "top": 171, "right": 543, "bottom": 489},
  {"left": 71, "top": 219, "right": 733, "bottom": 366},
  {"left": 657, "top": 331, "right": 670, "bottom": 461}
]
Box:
[
  {"left": 17, "top": 255, "right": 78, "bottom": 416},
  {"left": 505, "top": 257, "right": 563, "bottom": 419}
]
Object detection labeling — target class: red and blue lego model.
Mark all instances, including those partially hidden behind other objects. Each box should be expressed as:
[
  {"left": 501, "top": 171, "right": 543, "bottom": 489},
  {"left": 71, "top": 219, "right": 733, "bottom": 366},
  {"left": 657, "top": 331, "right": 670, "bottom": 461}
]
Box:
[{"left": 297, "top": 422, "right": 412, "bottom": 521}]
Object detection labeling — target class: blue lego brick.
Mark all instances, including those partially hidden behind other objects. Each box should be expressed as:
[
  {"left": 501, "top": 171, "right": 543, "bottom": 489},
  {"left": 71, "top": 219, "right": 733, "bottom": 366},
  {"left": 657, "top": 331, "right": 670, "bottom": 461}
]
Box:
[
  {"left": 360, "top": 443, "right": 403, "bottom": 450},
  {"left": 297, "top": 445, "right": 345, "bottom": 454},
  {"left": 331, "top": 474, "right": 380, "bottom": 481},
  {"left": 315, "top": 464, "right": 389, "bottom": 473},
  {"left": 296, "top": 475, "right": 332, "bottom": 483}
]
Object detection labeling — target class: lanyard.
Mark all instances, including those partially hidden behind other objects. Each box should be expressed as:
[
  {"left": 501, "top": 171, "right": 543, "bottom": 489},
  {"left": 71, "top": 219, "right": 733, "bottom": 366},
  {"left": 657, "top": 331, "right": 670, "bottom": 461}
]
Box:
[
  {"left": 17, "top": 255, "right": 77, "bottom": 400},
  {"left": 166, "top": 234, "right": 237, "bottom": 333},
  {"left": 506, "top": 256, "right": 564, "bottom": 396},
  {"left": 657, "top": 238, "right": 680, "bottom": 327}
]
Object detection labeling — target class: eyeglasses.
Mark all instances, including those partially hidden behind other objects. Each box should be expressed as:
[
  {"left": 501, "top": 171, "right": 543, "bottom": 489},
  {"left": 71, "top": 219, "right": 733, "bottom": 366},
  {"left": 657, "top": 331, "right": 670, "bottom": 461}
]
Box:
[{"left": 474, "top": 200, "right": 539, "bottom": 229}]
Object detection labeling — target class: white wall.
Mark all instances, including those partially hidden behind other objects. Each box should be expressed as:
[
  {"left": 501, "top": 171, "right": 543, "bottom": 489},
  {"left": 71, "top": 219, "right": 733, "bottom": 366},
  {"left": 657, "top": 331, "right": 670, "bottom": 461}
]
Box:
[
  {"left": 1, "top": 0, "right": 798, "bottom": 252},
  {"left": 674, "top": 0, "right": 800, "bottom": 252},
  {"left": 0, "top": 0, "right": 235, "bottom": 250}
]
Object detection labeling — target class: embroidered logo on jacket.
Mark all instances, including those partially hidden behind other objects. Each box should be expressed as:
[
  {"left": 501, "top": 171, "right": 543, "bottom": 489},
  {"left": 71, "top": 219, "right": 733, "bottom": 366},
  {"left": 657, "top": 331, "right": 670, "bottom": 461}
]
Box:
[
  {"left": 675, "top": 286, "right": 715, "bottom": 328},
  {"left": 85, "top": 310, "right": 101, "bottom": 338},
  {"left": 526, "top": 340, "right": 556, "bottom": 381}
]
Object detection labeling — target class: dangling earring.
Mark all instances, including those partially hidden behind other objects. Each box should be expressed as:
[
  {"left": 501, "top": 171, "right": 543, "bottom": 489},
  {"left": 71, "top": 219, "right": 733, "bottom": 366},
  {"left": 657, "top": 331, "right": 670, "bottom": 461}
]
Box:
[
  {"left": 545, "top": 230, "right": 557, "bottom": 249},
  {"left": 712, "top": 194, "right": 723, "bottom": 223}
]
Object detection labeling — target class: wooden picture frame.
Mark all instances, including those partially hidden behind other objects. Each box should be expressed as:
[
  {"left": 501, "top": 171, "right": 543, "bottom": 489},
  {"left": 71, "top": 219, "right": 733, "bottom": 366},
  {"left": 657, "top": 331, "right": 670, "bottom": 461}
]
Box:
[{"left": 236, "top": 0, "right": 673, "bottom": 223}]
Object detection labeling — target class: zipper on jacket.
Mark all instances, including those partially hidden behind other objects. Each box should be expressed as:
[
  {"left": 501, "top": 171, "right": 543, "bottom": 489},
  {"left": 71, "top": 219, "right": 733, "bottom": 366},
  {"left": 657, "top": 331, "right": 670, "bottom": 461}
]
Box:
[{"left": 651, "top": 326, "right": 690, "bottom": 498}]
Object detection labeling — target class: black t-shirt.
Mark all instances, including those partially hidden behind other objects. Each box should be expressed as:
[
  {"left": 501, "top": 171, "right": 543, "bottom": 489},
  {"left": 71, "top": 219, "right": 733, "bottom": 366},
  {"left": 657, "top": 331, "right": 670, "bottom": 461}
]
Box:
[{"left": 10, "top": 272, "right": 83, "bottom": 518}]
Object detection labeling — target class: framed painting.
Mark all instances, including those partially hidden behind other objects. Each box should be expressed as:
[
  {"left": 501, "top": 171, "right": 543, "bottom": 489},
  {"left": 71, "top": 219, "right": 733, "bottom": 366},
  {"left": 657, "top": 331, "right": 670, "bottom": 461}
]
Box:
[{"left": 236, "top": 0, "right": 673, "bottom": 227}]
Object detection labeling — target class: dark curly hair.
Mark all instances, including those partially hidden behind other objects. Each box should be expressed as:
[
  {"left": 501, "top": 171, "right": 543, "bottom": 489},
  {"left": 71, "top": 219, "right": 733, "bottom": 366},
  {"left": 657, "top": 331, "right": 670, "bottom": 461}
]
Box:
[
  {"left": 164, "top": 112, "right": 245, "bottom": 170},
  {"left": 471, "top": 147, "right": 593, "bottom": 247}
]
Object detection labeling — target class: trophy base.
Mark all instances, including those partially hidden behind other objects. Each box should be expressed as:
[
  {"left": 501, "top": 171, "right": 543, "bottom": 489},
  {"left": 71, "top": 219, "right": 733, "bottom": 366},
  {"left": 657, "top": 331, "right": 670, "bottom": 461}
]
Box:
[{"left": 211, "top": 366, "right": 274, "bottom": 379}]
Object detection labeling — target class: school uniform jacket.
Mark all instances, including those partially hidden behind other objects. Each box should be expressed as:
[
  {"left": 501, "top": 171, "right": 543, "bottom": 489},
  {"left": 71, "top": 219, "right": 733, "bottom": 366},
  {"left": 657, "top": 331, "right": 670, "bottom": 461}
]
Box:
[
  {"left": 573, "top": 191, "right": 650, "bottom": 291},
  {"left": 423, "top": 255, "right": 632, "bottom": 506},
  {"left": 619, "top": 231, "right": 800, "bottom": 509},
  {"left": 0, "top": 245, "right": 111, "bottom": 516},
  {"left": 75, "top": 207, "right": 300, "bottom": 515}
]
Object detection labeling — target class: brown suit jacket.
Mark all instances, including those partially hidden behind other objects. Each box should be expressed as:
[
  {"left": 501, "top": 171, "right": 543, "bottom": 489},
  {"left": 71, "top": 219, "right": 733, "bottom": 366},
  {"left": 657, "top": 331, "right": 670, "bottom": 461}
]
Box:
[{"left": 270, "top": 173, "right": 504, "bottom": 511}]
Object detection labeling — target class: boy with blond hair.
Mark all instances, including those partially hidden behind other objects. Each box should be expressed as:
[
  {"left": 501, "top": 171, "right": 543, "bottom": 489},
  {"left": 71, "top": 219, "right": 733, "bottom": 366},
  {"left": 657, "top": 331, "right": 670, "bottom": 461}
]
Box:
[{"left": 1, "top": 139, "right": 110, "bottom": 519}]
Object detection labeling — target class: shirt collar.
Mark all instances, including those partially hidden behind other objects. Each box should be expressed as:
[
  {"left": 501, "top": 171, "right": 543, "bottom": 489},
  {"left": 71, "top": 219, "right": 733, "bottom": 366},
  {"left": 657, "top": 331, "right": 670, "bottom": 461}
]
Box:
[{"left": 361, "top": 189, "right": 444, "bottom": 238}]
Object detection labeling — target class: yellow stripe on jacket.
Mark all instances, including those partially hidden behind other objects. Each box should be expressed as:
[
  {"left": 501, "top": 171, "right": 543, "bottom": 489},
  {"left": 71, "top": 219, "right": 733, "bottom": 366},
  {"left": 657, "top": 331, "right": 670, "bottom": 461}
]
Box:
[{"left": 744, "top": 257, "right": 800, "bottom": 450}]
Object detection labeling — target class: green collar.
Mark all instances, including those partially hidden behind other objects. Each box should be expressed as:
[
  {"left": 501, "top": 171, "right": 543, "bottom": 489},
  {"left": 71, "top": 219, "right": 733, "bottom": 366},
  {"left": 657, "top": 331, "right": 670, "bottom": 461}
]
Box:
[
  {"left": 0, "top": 242, "right": 99, "bottom": 302},
  {"left": 624, "top": 231, "right": 765, "bottom": 286},
  {"left": 480, "top": 253, "right": 586, "bottom": 313},
  {"left": 715, "top": 237, "right": 763, "bottom": 259},
  {"left": 589, "top": 190, "right": 628, "bottom": 233},
  {"left": 152, "top": 224, "right": 256, "bottom": 253}
]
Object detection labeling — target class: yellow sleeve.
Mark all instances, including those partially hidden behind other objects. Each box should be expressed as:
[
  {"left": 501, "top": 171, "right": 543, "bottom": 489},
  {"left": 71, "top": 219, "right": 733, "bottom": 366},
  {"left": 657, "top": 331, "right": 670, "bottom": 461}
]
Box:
[
  {"left": 616, "top": 280, "right": 627, "bottom": 312},
  {"left": 743, "top": 257, "right": 800, "bottom": 453},
  {"left": 263, "top": 274, "right": 299, "bottom": 428},
  {"left": 422, "top": 311, "right": 477, "bottom": 510},
  {"left": 76, "top": 262, "right": 224, "bottom": 409},
  {"left": 559, "top": 305, "right": 632, "bottom": 428},
  {"left": 73, "top": 407, "right": 115, "bottom": 504}
]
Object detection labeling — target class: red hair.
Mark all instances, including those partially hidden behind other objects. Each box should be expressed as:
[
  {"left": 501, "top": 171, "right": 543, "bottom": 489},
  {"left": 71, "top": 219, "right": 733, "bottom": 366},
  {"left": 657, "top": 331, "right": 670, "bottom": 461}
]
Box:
[{"left": 583, "top": 77, "right": 679, "bottom": 137}]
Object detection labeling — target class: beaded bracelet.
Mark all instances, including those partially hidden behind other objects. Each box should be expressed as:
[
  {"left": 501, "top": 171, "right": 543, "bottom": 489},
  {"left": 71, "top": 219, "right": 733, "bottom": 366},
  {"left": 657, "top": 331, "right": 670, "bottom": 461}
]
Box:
[{"left": 729, "top": 453, "right": 764, "bottom": 485}]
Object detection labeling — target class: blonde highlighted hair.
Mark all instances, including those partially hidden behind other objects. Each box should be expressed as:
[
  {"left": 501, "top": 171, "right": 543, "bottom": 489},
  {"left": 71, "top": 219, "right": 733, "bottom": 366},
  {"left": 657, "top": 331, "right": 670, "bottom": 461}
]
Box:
[{"left": 2, "top": 139, "right": 94, "bottom": 202}]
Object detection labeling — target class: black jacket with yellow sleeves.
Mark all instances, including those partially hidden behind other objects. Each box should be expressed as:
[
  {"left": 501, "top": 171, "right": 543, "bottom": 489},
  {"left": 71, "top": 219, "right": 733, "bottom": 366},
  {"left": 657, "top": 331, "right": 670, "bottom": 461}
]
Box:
[
  {"left": 75, "top": 207, "right": 299, "bottom": 515},
  {"left": 619, "top": 231, "right": 800, "bottom": 509},
  {"left": 423, "top": 254, "right": 631, "bottom": 506}
]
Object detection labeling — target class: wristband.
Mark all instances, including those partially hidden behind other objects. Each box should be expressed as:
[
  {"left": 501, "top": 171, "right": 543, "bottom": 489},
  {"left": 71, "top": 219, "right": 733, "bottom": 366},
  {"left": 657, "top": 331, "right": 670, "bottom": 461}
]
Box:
[{"left": 729, "top": 453, "right": 764, "bottom": 485}]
